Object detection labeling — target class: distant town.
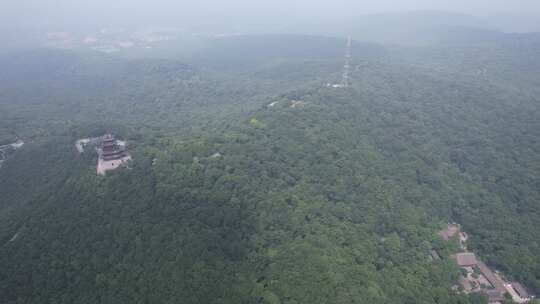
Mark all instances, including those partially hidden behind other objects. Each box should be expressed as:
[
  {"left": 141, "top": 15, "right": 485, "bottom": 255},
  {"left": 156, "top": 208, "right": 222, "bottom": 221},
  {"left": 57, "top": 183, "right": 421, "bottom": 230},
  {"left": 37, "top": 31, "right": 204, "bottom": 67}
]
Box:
[
  {"left": 43, "top": 27, "right": 181, "bottom": 53},
  {"left": 40, "top": 27, "right": 243, "bottom": 54}
]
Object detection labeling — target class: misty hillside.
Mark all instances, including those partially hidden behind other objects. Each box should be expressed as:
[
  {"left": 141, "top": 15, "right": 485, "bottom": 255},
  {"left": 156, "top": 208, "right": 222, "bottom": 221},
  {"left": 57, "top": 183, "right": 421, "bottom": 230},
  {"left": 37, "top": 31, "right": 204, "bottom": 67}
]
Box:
[{"left": 188, "top": 35, "right": 385, "bottom": 70}]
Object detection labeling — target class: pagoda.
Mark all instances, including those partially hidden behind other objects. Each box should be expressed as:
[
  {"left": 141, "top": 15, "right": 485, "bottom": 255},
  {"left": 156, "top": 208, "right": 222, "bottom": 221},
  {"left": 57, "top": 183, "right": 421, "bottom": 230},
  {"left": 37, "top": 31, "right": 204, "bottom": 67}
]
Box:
[{"left": 96, "top": 134, "right": 131, "bottom": 175}]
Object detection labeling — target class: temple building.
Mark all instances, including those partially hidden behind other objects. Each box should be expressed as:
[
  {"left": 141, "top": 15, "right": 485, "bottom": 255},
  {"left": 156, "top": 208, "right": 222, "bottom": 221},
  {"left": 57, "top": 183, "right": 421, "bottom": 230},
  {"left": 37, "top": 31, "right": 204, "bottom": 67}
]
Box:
[
  {"left": 96, "top": 134, "right": 131, "bottom": 175},
  {"left": 455, "top": 252, "right": 478, "bottom": 267}
]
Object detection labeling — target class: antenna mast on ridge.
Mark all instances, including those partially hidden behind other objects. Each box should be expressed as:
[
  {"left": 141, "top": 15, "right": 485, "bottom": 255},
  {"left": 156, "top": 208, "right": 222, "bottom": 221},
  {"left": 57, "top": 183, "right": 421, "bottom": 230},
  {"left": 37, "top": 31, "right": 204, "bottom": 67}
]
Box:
[
  {"left": 342, "top": 36, "right": 352, "bottom": 88},
  {"left": 326, "top": 36, "right": 352, "bottom": 89}
]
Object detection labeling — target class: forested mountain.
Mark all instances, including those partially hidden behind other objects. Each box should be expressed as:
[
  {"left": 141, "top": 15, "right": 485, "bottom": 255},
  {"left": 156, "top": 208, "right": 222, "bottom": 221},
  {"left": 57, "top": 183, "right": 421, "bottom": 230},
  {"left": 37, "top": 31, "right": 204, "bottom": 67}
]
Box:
[{"left": 0, "top": 33, "right": 539, "bottom": 304}]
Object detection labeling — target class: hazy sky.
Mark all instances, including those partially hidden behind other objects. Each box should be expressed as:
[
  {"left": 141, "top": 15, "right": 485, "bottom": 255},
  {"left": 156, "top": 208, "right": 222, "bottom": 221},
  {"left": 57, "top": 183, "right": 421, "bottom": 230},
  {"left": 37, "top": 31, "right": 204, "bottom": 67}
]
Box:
[{"left": 3, "top": 0, "right": 540, "bottom": 29}]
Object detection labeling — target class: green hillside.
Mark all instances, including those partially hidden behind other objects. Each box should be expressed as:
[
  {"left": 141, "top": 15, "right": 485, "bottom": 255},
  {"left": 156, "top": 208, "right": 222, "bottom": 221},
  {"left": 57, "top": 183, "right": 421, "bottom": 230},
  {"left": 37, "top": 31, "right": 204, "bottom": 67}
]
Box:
[{"left": 0, "top": 35, "right": 539, "bottom": 304}]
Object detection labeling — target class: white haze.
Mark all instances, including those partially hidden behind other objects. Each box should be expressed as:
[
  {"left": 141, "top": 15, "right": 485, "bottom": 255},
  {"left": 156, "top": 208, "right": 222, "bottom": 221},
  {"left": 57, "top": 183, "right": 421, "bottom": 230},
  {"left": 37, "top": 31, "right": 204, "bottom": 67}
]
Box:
[{"left": 2, "top": 0, "right": 540, "bottom": 30}]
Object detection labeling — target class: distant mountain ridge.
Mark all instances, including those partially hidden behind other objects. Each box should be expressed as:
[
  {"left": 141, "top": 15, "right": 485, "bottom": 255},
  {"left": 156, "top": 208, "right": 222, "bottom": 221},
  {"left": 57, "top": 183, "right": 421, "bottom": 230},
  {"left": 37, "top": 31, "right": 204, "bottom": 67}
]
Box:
[{"left": 275, "top": 10, "right": 540, "bottom": 46}]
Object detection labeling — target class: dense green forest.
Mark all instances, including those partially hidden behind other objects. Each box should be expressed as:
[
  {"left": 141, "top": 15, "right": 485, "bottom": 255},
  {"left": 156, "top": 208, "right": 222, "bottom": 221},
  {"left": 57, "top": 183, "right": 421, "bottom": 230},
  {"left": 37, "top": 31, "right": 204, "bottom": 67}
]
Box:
[{"left": 0, "top": 34, "right": 539, "bottom": 304}]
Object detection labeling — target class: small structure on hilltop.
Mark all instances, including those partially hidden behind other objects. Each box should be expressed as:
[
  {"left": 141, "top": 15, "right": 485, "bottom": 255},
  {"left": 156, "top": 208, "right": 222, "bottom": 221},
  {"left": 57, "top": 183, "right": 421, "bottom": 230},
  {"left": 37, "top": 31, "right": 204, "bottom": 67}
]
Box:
[
  {"left": 75, "top": 138, "right": 91, "bottom": 153},
  {"left": 485, "top": 289, "right": 504, "bottom": 303},
  {"left": 439, "top": 223, "right": 468, "bottom": 249},
  {"left": 430, "top": 250, "right": 441, "bottom": 261},
  {"left": 454, "top": 252, "right": 478, "bottom": 267},
  {"left": 0, "top": 139, "right": 25, "bottom": 169},
  {"left": 509, "top": 282, "right": 534, "bottom": 303},
  {"left": 210, "top": 152, "right": 222, "bottom": 159},
  {"left": 290, "top": 100, "right": 306, "bottom": 108},
  {"left": 327, "top": 83, "right": 346, "bottom": 89},
  {"left": 513, "top": 283, "right": 530, "bottom": 299},
  {"left": 10, "top": 140, "right": 24, "bottom": 149},
  {"left": 478, "top": 262, "right": 505, "bottom": 290},
  {"left": 97, "top": 134, "right": 131, "bottom": 175},
  {"left": 439, "top": 223, "right": 461, "bottom": 240},
  {"left": 75, "top": 137, "right": 102, "bottom": 153}
]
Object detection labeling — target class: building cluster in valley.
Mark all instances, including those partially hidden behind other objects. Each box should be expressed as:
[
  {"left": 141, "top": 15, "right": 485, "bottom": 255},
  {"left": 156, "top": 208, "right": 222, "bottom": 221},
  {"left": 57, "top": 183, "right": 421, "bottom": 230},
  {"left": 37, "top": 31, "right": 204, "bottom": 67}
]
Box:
[
  {"left": 75, "top": 134, "right": 131, "bottom": 176},
  {"left": 437, "top": 224, "right": 535, "bottom": 304}
]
